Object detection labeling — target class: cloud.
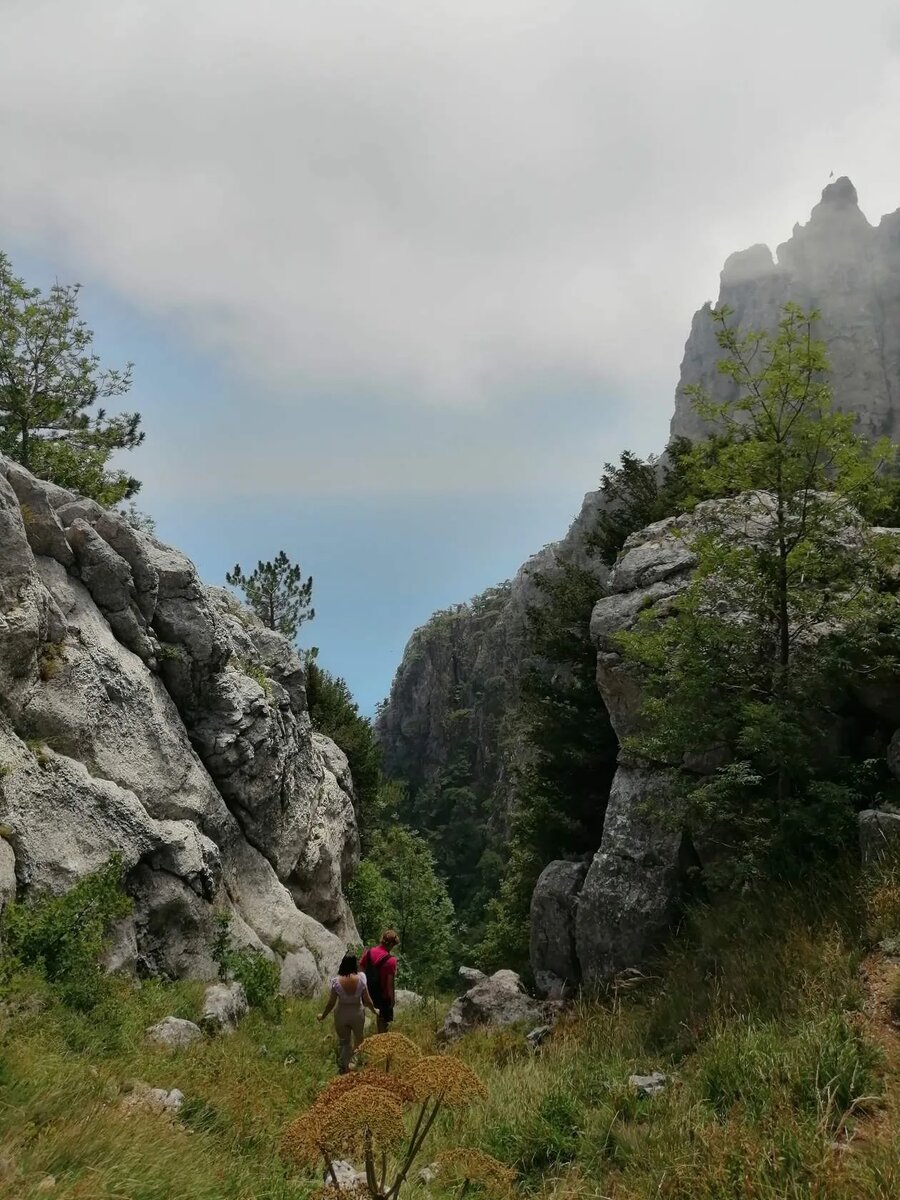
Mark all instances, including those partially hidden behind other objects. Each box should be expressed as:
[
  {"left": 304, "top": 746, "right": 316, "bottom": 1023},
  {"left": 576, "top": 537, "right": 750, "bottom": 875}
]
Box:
[{"left": 2, "top": 0, "right": 900, "bottom": 494}]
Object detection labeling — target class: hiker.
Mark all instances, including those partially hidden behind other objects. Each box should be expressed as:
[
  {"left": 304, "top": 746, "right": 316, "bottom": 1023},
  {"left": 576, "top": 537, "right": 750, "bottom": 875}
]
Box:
[
  {"left": 316, "top": 952, "right": 378, "bottom": 1074},
  {"left": 359, "top": 930, "right": 399, "bottom": 1033}
]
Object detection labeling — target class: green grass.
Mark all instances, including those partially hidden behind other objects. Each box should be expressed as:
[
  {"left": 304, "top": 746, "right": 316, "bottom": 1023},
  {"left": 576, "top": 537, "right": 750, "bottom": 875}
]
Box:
[{"left": 3, "top": 866, "right": 900, "bottom": 1198}]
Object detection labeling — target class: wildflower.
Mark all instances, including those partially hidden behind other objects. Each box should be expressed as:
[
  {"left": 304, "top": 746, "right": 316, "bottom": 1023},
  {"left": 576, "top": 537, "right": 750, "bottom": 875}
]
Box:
[
  {"left": 358, "top": 1031, "right": 422, "bottom": 1071},
  {"left": 407, "top": 1055, "right": 488, "bottom": 1106},
  {"left": 318, "top": 1083, "right": 406, "bottom": 1158},
  {"left": 315, "top": 1068, "right": 416, "bottom": 1110},
  {"left": 434, "top": 1148, "right": 516, "bottom": 1193}
]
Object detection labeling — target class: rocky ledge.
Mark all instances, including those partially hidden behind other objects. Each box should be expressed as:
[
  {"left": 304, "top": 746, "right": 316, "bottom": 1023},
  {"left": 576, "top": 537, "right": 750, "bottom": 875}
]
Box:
[{"left": 0, "top": 455, "right": 359, "bottom": 992}]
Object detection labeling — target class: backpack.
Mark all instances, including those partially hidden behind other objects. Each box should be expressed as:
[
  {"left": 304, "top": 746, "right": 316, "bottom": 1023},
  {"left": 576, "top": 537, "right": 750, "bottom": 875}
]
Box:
[{"left": 361, "top": 946, "right": 390, "bottom": 1007}]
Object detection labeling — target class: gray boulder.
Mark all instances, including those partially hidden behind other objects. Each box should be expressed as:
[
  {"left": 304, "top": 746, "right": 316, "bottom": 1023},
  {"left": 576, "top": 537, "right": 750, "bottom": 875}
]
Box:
[
  {"left": 442, "top": 969, "right": 544, "bottom": 1040},
  {"left": 530, "top": 859, "right": 588, "bottom": 998},
  {"left": 859, "top": 809, "right": 900, "bottom": 865},
  {"left": 457, "top": 965, "right": 486, "bottom": 992},
  {"left": 121, "top": 1083, "right": 185, "bottom": 1115},
  {"left": 395, "top": 988, "right": 424, "bottom": 1009},
  {"left": 145, "top": 1016, "right": 204, "bottom": 1048},
  {"left": 201, "top": 981, "right": 248, "bottom": 1033}
]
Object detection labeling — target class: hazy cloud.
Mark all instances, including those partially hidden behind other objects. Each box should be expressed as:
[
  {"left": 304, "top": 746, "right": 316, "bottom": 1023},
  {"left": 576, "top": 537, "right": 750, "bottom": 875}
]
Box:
[{"left": 2, "top": 0, "right": 900, "bottom": 494}]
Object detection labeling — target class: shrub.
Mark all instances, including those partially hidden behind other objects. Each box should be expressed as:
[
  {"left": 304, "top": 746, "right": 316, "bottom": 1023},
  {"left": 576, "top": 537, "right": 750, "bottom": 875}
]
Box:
[
  {"left": 485, "top": 1086, "right": 582, "bottom": 1180},
  {"left": 0, "top": 855, "right": 131, "bottom": 1010},
  {"left": 210, "top": 911, "right": 282, "bottom": 1017}
]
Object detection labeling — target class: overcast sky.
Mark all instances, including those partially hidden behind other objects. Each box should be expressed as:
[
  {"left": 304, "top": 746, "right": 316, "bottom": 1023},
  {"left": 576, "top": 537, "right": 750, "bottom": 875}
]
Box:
[{"left": 2, "top": 0, "right": 900, "bottom": 708}]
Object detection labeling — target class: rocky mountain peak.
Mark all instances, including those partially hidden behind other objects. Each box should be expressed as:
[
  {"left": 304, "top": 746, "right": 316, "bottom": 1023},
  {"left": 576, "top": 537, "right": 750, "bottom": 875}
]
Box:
[{"left": 672, "top": 180, "right": 900, "bottom": 445}]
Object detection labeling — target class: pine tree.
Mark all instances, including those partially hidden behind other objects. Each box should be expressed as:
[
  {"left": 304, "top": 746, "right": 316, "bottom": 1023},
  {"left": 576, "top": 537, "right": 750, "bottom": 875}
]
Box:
[
  {"left": 0, "top": 252, "right": 142, "bottom": 503},
  {"left": 225, "top": 551, "right": 314, "bottom": 641}
]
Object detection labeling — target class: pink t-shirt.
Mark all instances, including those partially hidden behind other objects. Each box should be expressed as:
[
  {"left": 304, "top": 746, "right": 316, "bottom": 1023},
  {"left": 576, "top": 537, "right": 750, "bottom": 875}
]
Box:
[{"left": 331, "top": 972, "right": 367, "bottom": 1009}]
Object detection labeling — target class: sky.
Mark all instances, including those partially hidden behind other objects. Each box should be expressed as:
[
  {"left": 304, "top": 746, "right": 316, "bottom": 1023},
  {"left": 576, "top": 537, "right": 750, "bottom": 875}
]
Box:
[{"left": 2, "top": 0, "right": 900, "bottom": 711}]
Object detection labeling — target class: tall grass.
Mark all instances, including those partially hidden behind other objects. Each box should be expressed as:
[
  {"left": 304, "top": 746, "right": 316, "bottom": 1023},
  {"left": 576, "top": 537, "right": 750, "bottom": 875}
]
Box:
[{"left": 3, "top": 863, "right": 900, "bottom": 1198}]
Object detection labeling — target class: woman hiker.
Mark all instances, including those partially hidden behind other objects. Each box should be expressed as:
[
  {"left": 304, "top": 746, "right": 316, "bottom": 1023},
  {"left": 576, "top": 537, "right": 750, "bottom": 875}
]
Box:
[{"left": 317, "top": 952, "right": 378, "bottom": 1073}]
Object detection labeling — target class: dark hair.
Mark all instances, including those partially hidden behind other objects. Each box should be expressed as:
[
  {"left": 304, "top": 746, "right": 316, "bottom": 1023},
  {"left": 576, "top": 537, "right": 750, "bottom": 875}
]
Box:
[{"left": 338, "top": 953, "right": 359, "bottom": 976}]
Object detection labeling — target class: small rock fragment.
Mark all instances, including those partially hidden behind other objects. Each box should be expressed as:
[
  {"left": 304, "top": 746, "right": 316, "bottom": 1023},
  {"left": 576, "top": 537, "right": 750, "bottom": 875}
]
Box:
[
  {"left": 525, "top": 1024, "right": 552, "bottom": 1050},
  {"left": 628, "top": 1071, "right": 667, "bottom": 1097}
]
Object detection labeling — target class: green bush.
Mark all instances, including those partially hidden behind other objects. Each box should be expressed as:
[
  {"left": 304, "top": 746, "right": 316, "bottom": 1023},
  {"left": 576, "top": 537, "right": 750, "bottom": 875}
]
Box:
[
  {"left": 210, "top": 911, "right": 282, "bottom": 1017},
  {"left": 0, "top": 855, "right": 131, "bottom": 1010},
  {"left": 484, "top": 1086, "right": 583, "bottom": 1180}
]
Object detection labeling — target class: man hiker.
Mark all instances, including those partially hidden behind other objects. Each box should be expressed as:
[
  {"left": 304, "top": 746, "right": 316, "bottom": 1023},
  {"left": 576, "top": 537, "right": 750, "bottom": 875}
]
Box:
[{"left": 359, "top": 929, "right": 399, "bottom": 1033}]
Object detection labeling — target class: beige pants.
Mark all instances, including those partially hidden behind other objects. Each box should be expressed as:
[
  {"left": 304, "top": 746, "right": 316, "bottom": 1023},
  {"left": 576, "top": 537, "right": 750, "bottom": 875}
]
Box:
[{"left": 334, "top": 1008, "right": 366, "bottom": 1073}]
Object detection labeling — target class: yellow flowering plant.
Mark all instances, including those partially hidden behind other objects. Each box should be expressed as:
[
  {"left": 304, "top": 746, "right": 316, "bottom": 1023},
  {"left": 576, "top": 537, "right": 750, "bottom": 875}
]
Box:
[{"left": 281, "top": 1033, "right": 511, "bottom": 1198}]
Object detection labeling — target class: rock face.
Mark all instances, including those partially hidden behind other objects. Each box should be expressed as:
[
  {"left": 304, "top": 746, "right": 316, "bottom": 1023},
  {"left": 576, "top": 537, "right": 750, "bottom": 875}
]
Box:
[
  {"left": 0, "top": 455, "right": 359, "bottom": 993},
  {"left": 376, "top": 579, "right": 528, "bottom": 842},
  {"left": 671, "top": 178, "right": 900, "bottom": 446}
]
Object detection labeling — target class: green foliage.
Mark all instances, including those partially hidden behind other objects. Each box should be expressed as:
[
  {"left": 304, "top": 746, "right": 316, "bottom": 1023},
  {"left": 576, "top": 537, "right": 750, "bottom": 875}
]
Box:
[
  {"left": 0, "top": 869, "right": 898, "bottom": 1199},
  {"left": 620, "top": 304, "right": 900, "bottom": 885},
  {"left": 590, "top": 438, "right": 707, "bottom": 565},
  {"left": 209, "top": 911, "right": 282, "bottom": 1018},
  {"left": 0, "top": 251, "right": 142, "bottom": 503},
  {"left": 225, "top": 550, "right": 314, "bottom": 641},
  {"left": 479, "top": 558, "right": 616, "bottom": 972},
  {"left": 0, "top": 855, "right": 131, "bottom": 1010},
  {"left": 695, "top": 1012, "right": 880, "bottom": 1127},
  {"left": 306, "top": 660, "right": 394, "bottom": 849},
  {"left": 232, "top": 657, "right": 274, "bottom": 699},
  {"left": 485, "top": 1086, "right": 582, "bottom": 1182},
  {"left": 400, "top": 688, "right": 494, "bottom": 929},
  {"left": 353, "top": 826, "right": 456, "bottom": 993},
  {"left": 345, "top": 859, "right": 394, "bottom": 947}
]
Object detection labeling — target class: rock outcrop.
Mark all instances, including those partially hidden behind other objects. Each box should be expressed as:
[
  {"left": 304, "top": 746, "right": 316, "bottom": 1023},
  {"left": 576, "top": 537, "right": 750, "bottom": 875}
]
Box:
[
  {"left": 671, "top": 178, "right": 900, "bottom": 446},
  {"left": 0, "top": 454, "right": 360, "bottom": 993},
  {"left": 532, "top": 496, "right": 900, "bottom": 986},
  {"left": 382, "top": 178, "right": 900, "bottom": 989}
]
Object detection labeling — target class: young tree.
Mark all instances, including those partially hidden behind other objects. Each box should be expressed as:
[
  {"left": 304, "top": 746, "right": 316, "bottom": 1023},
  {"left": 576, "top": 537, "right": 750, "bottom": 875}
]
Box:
[
  {"left": 0, "top": 252, "right": 142, "bottom": 503},
  {"left": 619, "top": 303, "right": 900, "bottom": 881},
  {"left": 479, "top": 558, "right": 617, "bottom": 971},
  {"left": 349, "top": 826, "right": 456, "bottom": 993},
  {"left": 225, "top": 550, "right": 314, "bottom": 640},
  {"left": 306, "top": 659, "right": 398, "bottom": 850}
]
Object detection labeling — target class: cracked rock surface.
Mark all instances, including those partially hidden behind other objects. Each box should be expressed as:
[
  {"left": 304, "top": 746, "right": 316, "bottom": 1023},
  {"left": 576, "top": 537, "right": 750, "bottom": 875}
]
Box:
[{"left": 0, "top": 455, "right": 359, "bottom": 993}]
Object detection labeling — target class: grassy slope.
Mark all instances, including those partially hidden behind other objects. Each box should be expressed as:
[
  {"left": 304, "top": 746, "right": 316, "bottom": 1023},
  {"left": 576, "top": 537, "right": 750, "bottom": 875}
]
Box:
[{"left": 3, "top": 867, "right": 900, "bottom": 1199}]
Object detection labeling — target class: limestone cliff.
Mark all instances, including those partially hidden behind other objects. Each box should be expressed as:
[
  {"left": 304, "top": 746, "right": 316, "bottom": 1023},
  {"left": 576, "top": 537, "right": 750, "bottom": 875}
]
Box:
[
  {"left": 0, "top": 455, "right": 359, "bottom": 993},
  {"left": 532, "top": 498, "right": 900, "bottom": 992},
  {"left": 381, "top": 177, "right": 900, "bottom": 985},
  {"left": 672, "top": 177, "right": 900, "bottom": 445}
]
